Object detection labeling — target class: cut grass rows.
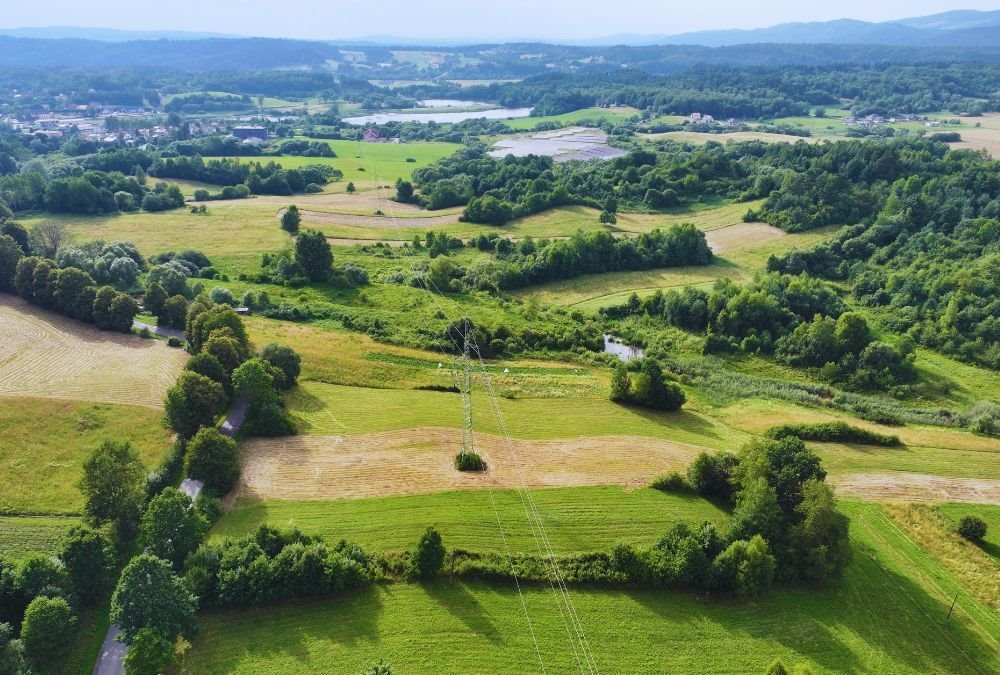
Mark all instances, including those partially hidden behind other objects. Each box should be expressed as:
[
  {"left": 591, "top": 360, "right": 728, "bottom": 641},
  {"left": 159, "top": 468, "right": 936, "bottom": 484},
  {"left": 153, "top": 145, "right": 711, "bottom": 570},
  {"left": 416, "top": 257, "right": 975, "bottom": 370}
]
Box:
[
  {"left": 213, "top": 487, "right": 727, "bottom": 555},
  {"left": 0, "top": 516, "right": 76, "bottom": 561},
  {"left": 184, "top": 501, "right": 1000, "bottom": 674}
]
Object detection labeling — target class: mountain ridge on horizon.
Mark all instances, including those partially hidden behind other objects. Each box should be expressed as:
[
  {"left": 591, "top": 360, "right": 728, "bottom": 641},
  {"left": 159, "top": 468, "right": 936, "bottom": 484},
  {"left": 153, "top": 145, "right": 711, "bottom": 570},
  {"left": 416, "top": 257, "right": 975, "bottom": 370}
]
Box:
[{"left": 2, "top": 9, "right": 1000, "bottom": 47}]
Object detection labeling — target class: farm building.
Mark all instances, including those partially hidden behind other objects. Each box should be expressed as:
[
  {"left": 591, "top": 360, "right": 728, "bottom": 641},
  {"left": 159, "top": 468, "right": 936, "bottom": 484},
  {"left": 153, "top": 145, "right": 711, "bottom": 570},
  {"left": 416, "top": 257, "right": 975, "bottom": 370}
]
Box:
[
  {"left": 362, "top": 128, "right": 386, "bottom": 142},
  {"left": 233, "top": 126, "right": 268, "bottom": 140}
]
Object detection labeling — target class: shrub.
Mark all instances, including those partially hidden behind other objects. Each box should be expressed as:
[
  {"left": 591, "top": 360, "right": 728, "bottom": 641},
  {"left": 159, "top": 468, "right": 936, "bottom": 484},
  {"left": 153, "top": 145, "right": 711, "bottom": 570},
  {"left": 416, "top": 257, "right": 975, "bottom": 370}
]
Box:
[
  {"left": 410, "top": 526, "right": 445, "bottom": 579},
  {"left": 957, "top": 515, "right": 987, "bottom": 543},
  {"left": 167, "top": 336, "right": 183, "bottom": 348},
  {"left": 650, "top": 471, "right": 693, "bottom": 493},
  {"left": 686, "top": 451, "right": 738, "bottom": 502},
  {"left": 765, "top": 422, "right": 901, "bottom": 446},
  {"left": 454, "top": 451, "right": 486, "bottom": 472}
]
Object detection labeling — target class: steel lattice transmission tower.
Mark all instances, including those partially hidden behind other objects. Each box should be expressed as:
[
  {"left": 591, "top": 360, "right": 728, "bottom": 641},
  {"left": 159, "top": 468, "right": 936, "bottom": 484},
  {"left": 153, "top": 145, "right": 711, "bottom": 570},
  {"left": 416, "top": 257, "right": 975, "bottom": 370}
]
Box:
[{"left": 460, "top": 332, "right": 475, "bottom": 459}]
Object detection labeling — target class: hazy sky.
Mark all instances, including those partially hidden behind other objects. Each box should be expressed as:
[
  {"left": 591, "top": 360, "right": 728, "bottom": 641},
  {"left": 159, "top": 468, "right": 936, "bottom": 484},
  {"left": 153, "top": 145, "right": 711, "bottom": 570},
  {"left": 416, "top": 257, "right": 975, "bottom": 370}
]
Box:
[{"left": 5, "top": 0, "right": 999, "bottom": 40}]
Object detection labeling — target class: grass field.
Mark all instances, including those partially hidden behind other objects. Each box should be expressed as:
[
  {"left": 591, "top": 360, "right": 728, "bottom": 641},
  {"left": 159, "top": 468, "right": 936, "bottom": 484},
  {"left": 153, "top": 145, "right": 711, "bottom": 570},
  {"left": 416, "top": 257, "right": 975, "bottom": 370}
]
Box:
[
  {"left": 227, "top": 139, "right": 460, "bottom": 186},
  {"left": 517, "top": 222, "right": 836, "bottom": 310},
  {"left": 213, "top": 487, "right": 727, "bottom": 555},
  {"left": 183, "top": 501, "right": 1000, "bottom": 674},
  {"left": 0, "top": 516, "right": 77, "bottom": 560},
  {"left": 504, "top": 106, "right": 641, "bottom": 131},
  {"left": 287, "top": 381, "right": 742, "bottom": 448},
  {"left": 0, "top": 295, "right": 187, "bottom": 406},
  {"left": 935, "top": 503, "right": 1000, "bottom": 561},
  {"left": 0, "top": 396, "right": 175, "bottom": 515}
]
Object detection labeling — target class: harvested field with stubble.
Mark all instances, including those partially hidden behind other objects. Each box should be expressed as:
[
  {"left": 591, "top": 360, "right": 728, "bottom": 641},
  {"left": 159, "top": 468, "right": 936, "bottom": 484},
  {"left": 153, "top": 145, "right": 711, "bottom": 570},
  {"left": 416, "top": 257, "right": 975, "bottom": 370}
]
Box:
[
  {"left": 0, "top": 295, "right": 186, "bottom": 406},
  {"left": 832, "top": 473, "right": 1000, "bottom": 505},
  {"left": 235, "top": 428, "right": 707, "bottom": 501}
]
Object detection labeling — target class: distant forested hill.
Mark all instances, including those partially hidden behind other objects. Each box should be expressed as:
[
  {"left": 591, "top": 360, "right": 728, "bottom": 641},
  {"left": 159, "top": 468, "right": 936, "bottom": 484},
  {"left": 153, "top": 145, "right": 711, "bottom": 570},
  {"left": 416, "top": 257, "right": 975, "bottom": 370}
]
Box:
[{"left": 1, "top": 36, "right": 1000, "bottom": 74}]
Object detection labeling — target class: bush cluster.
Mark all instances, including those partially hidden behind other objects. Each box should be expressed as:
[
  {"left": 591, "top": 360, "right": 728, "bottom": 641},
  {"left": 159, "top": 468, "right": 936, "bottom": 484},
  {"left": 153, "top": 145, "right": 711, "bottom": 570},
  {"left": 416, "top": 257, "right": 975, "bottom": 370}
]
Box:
[{"left": 765, "top": 422, "right": 901, "bottom": 447}]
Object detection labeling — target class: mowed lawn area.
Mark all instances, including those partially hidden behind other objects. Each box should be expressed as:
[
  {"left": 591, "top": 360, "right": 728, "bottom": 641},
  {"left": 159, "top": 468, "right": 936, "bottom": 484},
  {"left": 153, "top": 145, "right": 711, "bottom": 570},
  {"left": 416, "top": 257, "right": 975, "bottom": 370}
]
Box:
[
  {"left": 0, "top": 397, "right": 174, "bottom": 515},
  {"left": 224, "top": 139, "right": 460, "bottom": 185},
  {"left": 183, "top": 502, "right": 999, "bottom": 674},
  {"left": 212, "top": 487, "right": 728, "bottom": 555}
]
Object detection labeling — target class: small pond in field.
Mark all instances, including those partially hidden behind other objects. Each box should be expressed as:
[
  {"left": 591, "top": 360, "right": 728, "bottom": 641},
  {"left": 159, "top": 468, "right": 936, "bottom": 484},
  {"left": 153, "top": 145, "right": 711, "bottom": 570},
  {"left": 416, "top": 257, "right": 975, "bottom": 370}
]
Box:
[{"left": 604, "top": 334, "right": 645, "bottom": 361}]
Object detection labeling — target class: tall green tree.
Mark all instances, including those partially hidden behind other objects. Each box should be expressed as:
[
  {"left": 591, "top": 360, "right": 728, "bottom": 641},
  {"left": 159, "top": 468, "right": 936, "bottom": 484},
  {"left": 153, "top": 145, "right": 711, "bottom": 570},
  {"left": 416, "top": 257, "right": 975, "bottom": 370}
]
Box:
[
  {"left": 110, "top": 554, "right": 197, "bottom": 644},
  {"left": 184, "top": 427, "right": 240, "bottom": 495},
  {"left": 281, "top": 205, "right": 301, "bottom": 234},
  {"left": 78, "top": 440, "right": 146, "bottom": 534},
  {"left": 139, "top": 488, "right": 209, "bottom": 569},
  {"left": 410, "top": 526, "right": 445, "bottom": 579},
  {"left": 123, "top": 628, "right": 176, "bottom": 675},
  {"left": 294, "top": 230, "right": 332, "bottom": 282},
  {"left": 20, "top": 596, "right": 75, "bottom": 672},
  {"left": 0, "top": 234, "right": 23, "bottom": 292},
  {"left": 164, "top": 371, "right": 228, "bottom": 439},
  {"left": 59, "top": 525, "right": 114, "bottom": 605}
]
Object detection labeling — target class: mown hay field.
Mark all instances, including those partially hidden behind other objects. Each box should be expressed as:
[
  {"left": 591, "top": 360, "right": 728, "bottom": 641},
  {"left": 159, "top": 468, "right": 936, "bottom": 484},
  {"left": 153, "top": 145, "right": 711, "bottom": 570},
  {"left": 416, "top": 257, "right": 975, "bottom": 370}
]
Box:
[
  {"left": 0, "top": 516, "right": 76, "bottom": 560},
  {"left": 214, "top": 486, "right": 727, "bottom": 555},
  {"left": 0, "top": 295, "right": 187, "bottom": 406},
  {"left": 184, "top": 502, "right": 999, "bottom": 674}
]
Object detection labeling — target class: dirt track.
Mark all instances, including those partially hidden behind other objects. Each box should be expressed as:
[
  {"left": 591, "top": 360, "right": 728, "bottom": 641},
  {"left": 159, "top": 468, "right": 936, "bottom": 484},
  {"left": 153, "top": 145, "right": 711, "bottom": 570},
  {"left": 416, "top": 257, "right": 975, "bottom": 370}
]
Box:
[
  {"left": 236, "top": 428, "right": 707, "bottom": 501},
  {"left": 832, "top": 472, "right": 1000, "bottom": 504}
]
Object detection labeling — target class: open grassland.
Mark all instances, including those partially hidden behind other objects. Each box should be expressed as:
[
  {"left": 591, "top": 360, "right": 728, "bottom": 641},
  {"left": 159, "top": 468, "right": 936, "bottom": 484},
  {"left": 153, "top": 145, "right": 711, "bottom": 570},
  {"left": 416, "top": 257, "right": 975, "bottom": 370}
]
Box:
[
  {"left": 0, "top": 516, "right": 76, "bottom": 560},
  {"left": 882, "top": 503, "right": 999, "bottom": 611},
  {"left": 0, "top": 295, "right": 187, "bottom": 406},
  {"left": 235, "top": 429, "right": 711, "bottom": 501},
  {"left": 517, "top": 222, "right": 836, "bottom": 310},
  {"left": 504, "top": 106, "right": 641, "bottom": 130},
  {"left": 183, "top": 502, "right": 999, "bottom": 674},
  {"left": 287, "top": 381, "right": 743, "bottom": 448},
  {"left": 214, "top": 487, "right": 727, "bottom": 555},
  {"left": 228, "top": 139, "right": 460, "bottom": 186},
  {"left": 935, "top": 503, "right": 1000, "bottom": 561},
  {"left": 0, "top": 397, "right": 175, "bottom": 515},
  {"left": 245, "top": 318, "right": 605, "bottom": 398}
]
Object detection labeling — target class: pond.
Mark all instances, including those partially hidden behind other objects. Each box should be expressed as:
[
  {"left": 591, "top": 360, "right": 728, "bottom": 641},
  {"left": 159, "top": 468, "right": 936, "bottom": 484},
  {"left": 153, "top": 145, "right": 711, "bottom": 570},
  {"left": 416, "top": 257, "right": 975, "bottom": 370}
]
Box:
[
  {"left": 603, "top": 334, "right": 645, "bottom": 362},
  {"left": 418, "top": 99, "right": 491, "bottom": 108},
  {"left": 343, "top": 106, "right": 533, "bottom": 125}
]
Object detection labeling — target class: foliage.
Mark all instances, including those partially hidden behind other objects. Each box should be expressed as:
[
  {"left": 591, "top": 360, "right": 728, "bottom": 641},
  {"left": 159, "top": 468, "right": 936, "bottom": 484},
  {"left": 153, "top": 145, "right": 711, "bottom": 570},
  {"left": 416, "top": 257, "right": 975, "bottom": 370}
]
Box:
[
  {"left": 79, "top": 440, "right": 146, "bottom": 534},
  {"left": 183, "top": 525, "right": 371, "bottom": 607},
  {"left": 608, "top": 358, "right": 685, "bottom": 411},
  {"left": 123, "top": 628, "right": 177, "bottom": 675},
  {"left": 957, "top": 515, "right": 988, "bottom": 543},
  {"left": 139, "top": 488, "right": 210, "bottom": 569},
  {"left": 281, "top": 205, "right": 301, "bottom": 234},
  {"left": 454, "top": 451, "right": 486, "bottom": 472},
  {"left": 650, "top": 472, "right": 694, "bottom": 493},
  {"left": 59, "top": 525, "right": 114, "bottom": 606},
  {"left": 111, "top": 554, "right": 198, "bottom": 644},
  {"left": 0, "top": 234, "right": 22, "bottom": 291},
  {"left": 184, "top": 428, "right": 240, "bottom": 497},
  {"left": 295, "top": 230, "right": 333, "bottom": 282},
  {"left": 410, "top": 526, "right": 446, "bottom": 579},
  {"left": 164, "top": 371, "right": 228, "bottom": 439},
  {"left": 20, "top": 596, "right": 75, "bottom": 672},
  {"left": 259, "top": 343, "right": 302, "bottom": 388},
  {"left": 765, "top": 422, "right": 901, "bottom": 446}
]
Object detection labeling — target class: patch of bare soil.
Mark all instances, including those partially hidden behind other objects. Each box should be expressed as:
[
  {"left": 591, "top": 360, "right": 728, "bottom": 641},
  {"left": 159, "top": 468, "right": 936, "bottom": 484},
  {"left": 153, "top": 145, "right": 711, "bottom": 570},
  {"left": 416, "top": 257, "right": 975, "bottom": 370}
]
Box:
[
  {"left": 833, "top": 472, "right": 1000, "bottom": 504},
  {"left": 235, "top": 428, "right": 706, "bottom": 501}
]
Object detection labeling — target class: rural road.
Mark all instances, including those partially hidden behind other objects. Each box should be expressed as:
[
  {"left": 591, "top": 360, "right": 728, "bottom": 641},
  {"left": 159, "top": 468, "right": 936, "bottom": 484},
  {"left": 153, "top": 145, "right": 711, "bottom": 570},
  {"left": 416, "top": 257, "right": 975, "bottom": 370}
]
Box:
[
  {"left": 92, "top": 399, "right": 245, "bottom": 675},
  {"left": 133, "top": 320, "right": 185, "bottom": 341}
]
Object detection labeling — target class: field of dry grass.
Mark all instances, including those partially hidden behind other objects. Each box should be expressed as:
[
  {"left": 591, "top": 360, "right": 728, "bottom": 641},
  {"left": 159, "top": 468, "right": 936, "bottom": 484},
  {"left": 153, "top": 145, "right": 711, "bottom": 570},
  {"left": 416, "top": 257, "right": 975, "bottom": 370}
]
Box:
[{"left": 0, "top": 295, "right": 187, "bottom": 406}]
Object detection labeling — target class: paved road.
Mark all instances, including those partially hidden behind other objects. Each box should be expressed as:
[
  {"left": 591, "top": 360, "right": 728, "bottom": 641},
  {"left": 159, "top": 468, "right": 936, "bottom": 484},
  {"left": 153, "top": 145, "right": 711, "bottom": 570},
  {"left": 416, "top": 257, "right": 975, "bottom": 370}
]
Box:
[
  {"left": 133, "top": 320, "right": 186, "bottom": 341},
  {"left": 93, "top": 399, "right": 245, "bottom": 675},
  {"left": 93, "top": 625, "right": 126, "bottom": 675}
]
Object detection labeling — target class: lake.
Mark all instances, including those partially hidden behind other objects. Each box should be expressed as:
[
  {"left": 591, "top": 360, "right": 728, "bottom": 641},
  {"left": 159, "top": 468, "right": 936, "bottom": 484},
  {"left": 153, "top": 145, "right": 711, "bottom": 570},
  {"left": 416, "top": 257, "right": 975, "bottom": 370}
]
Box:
[{"left": 604, "top": 334, "right": 645, "bottom": 361}]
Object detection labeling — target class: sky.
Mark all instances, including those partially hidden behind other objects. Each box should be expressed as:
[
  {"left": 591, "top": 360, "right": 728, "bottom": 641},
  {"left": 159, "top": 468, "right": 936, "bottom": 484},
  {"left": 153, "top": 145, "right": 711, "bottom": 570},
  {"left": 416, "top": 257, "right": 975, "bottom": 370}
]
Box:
[{"left": 4, "top": 0, "right": 999, "bottom": 41}]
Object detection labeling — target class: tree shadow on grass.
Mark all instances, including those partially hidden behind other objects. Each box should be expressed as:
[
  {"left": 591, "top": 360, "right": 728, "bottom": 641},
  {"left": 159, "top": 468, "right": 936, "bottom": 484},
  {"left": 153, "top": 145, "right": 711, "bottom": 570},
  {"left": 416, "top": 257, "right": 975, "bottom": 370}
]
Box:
[
  {"left": 198, "top": 584, "right": 386, "bottom": 668},
  {"left": 630, "top": 544, "right": 998, "bottom": 674},
  {"left": 616, "top": 404, "right": 732, "bottom": 446},
  {"left": 421, "top": 578, "right": 503, "bottom": 645}
]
